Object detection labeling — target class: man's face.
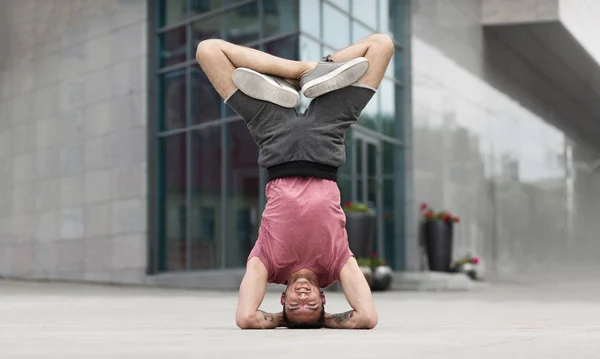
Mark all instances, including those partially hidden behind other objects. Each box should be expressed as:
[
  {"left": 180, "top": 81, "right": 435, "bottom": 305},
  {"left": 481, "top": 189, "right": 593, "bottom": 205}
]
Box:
[{"left": 281, "top": 275, "right": 325, "bottom": 324}]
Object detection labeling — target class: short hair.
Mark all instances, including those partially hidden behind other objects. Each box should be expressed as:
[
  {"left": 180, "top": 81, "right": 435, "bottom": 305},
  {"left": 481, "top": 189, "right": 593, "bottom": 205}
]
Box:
[{"left": 282, "top": 303, "right": 326, "bottom": 329}]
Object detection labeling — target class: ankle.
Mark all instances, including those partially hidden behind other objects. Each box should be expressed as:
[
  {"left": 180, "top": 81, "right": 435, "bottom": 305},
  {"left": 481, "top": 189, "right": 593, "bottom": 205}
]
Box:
[{"left": 298, "top": 62, "right": 318, "bottom": 78}]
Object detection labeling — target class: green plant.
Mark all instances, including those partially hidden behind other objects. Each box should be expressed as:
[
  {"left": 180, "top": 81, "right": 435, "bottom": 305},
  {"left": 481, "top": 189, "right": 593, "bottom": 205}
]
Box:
[
  {"left": 343, "top": 201, "right": 372, "bottom": 214},
  {"left": 454, "top": 253, "right": 480, "bottom": 266},
  {"left": 356, "top": 252, "right": 387, "bottom": 268},
  {"left": 419, "top": 202, "right": 460, "bottom": 224}
]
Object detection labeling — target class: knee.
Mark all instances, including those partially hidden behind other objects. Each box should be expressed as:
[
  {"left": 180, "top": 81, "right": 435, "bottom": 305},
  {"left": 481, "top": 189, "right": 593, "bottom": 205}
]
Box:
[
  {"left": 367, "top": 33, "right": 395, "bottom": 53},
  {"left": 196, "top": 38, "right": 224, "bottom": 59}
]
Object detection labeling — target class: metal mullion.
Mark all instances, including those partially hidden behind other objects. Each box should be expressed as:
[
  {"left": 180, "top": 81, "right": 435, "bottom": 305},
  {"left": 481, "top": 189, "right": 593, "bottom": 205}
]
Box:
[
  {"left": 185, "top": 19, "right": 193, "bottom": 271},
  {"left": 351, "top": 133, "right": 357, "bottom": 202},
  {"left": 220, "top": 9, "right": 227, "bottom": 270},
  {"left": 258, "top": 0, "right": 264, "bottom": 39},
  {"left": 353, "top": 124, "right": 404, "bottom": 147},
  {"left": 156, "top": 115, "right": 243, "bottom": 138},
  {"left": 361, "top": 139, "right": 367, "bottom": 202},
  {"left": 376, "top": 140, "right": 384, "bottom": 258},
  {"left": 156, "top": 0, "right": 258, "bottom": 34},
  {"left": 348, "top": 0, "right": 353, "bottom": 44},
  {"left": 257, "top": 0, "right": 266, "bottom": 221},
  {"left": 244, "top": 30, "right": 301, "bottom": 49},
  {"left": 158, "top": 61, "right": 195, "bottom": 74}
]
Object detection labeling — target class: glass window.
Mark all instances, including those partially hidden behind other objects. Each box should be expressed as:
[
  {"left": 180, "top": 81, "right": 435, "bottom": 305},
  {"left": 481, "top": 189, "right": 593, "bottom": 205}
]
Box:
[
  {"left": 159, "top": 70, "right": 186, "bottom": 131},
  {"left": 190, "top": 66, "right": 221, "bottom": 125},
  {"left": 224, "top": 120, "right": 260, "bottom": 267},
  {"left": 299, "top": 0, "right": 320, "bottom": 39},
  {"left": 159, "top": 0, "right": 187, "bottom": 27},
  {"left": 358, "top": 87, "right": 379, "bottom": 132},
  {"left": 352, "top": 20, "right": 372, "bottom": 43},
  {"left": 323, "top": 3, "right": 350, "bottom": 50},
  {"left": 382, "top": 141, "right": 402, "bottom": 268},
  {"left": 190, "top": 126, "right": 222, "bottom": 269},
  {"left": 352, "top": 0, "right": 377, "bottom": 30},
  {"left": 189, "top": 0, "right": 222, "bottom": 17},
  {"left": 379, "top": 79, "right": 398, "bottom": 137},
  {"left": 159, "top": 27, "right": 187, "bottom": 68},
  {"left": 300, "top": 35, "right": 322, "bottom": 63},
  {"left": 263, "top": 0, "right": 299, "bottom": 37},
  {"left": 191, "top": 14, "right": 221, "bottom": 54},
  {"left": 224, "top": 2, "right": 260, "bottom": 44},
  {"left": 328, "top": 0, "right": 349, "bottom": 12},
  {"left": 158, "top": 133, "right": 188, "bottom": 271},
  {"left": 264, "top": 34, "right": 299, "bottom": 60}
]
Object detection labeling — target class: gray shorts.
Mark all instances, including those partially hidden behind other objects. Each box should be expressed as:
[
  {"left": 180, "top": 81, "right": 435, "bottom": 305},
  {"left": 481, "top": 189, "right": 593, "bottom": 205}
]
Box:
[{"left": 225, "top": 85, "right": 376, "bottom": 174}]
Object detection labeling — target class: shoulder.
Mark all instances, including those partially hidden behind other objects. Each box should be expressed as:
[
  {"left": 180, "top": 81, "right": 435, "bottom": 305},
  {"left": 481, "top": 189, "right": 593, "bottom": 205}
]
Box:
[{"left": 246, "top": 257, "right": 269, "bottom": 278}]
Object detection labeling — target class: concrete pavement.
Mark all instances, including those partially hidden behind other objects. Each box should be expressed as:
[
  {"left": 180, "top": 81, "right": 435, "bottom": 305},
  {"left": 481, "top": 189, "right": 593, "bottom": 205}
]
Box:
[{"left": 1, "top": 279, "right": 600, "bottom": 358}]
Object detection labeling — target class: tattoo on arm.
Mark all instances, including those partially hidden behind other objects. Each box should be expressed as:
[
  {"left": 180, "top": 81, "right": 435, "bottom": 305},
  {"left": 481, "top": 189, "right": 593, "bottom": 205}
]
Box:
[
  {"left": 328, "top": 310, "right": 355, "bottom": 324},
  {"left": 259, "top": 310, "right": 274, "bottom": 322}
]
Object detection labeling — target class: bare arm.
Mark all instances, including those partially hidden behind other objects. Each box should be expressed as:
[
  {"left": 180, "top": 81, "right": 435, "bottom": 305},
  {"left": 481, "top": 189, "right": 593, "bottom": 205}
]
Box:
[
  {"left": 325, "top": 257, "right": 378, "bottom": 329},
  {"left": 235, "top": 257, "right": 284, "bottom": 329}
]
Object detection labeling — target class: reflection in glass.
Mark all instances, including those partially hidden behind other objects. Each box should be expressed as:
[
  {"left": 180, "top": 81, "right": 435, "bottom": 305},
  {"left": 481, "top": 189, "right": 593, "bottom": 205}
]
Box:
[
  {"left": 328, "top": 0, "right": 349, "bottom": 11},
  {"left": 191, "top": 66, "right": 221, "bottom": 125},
  {"left": 191, "top": 14, "right": 221, "bottom": 53},
  {"left": 323, "top": 3, "right": 350, "bottom": 50},
  {"left": 190, "top": 126, "right": 222, "bottom": 269},
  {"left": 159, "top": 27, "right": 187, "bottom": 67},
  {"left": 225, "top": 2, "right": 260, "bottom": 44},
  {"left": 355, "top": 137, "right": 363, "bottom": 201},
  {"left": 189, "top": 0, "right": 222, "bottom": 17},
  {"left": 379, "top": 80, "right": 397, "bottom": 137},
  {"left": 382, "top": 142, "right": 401, "bottom": 268},
  {"left": 358, "top": 89, "right": 379, "bottom": 131},
  {"left": 225, "top": 120, "right": 260, "bottom": 267},
  {"left": 263, "top": 0, "right": 299, "bottom": 37},
  {"left": 264, "top": 34, "right": 299, "bottom": 60},
  {"left": 159, "top": 133, "right": 188, "bottom": 271},
  {"left": 300, "top": 35, "right": 322, "bottom": 63},
  {"left": 159, "top": 0, "right": 186, "bottom": 27},
  {"left": 338, "top": 178, "right": 351, "bottom": 206},
  {"left": 160, "top": 70, "right": 186, "bottom": 131},
  {"left": 352, "top": 20, "right": 373, "bottom": 43},
  {"left": 299, "top": 0, "right": 320, "bottom": 38},
  {"left": 352, "top": 0, "right": 378, "bottom": 30},
  {"left": 379, "top": 0, "right": 392, "bottom": 36}
]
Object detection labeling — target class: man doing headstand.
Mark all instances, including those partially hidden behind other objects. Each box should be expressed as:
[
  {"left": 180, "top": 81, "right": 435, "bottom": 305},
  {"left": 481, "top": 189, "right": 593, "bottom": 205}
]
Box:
[{"left": 196, "top": 33, "right": 394, "bottom": 329}]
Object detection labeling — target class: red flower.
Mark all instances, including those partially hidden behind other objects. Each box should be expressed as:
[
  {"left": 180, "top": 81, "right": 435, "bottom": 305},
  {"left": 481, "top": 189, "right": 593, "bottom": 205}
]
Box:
[
  {"left": 344, "top": 201, "right": 352, "bottom": 208},
  {"left": 444, "top": 214, "right": 452, "bottom": 222},
  {"left": 424, "top": 211, "right": 433, "bottom": 219},
  {"left": 454, "top": 216, "right": 460, "bottom": 223},
  {"left": 371, "top": 252, "right": 378, "bottom": 258},
  {"left": 420, "top": 203, "right": 428, "bottom": 210},
  {"left": 472, "top": 256, "right": 480, "bottom": 265}
]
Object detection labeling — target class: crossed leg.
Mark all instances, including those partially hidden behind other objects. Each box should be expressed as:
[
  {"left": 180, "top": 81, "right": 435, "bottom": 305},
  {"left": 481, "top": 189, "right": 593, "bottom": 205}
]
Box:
[
  {"left": 196, "top": 33, "right": 394, "bottom": 102},
  {"left": 195, "top": 39, "right": 316, "bottom": 100},
  {"left": 327, "top": 33, "right": 395, "bottom": 90}
]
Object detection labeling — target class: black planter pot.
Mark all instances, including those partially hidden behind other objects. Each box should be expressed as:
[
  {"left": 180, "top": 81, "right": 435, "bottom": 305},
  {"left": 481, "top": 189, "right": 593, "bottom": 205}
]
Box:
[
  {"left": 345, "top": 212, "right": 375, "bottom": 258},
  {"left": 371, "top": 265, "right": 393, "bottom": 291},
  {"left": 423, "top": 220, "right": 454, "bottom": 272}
]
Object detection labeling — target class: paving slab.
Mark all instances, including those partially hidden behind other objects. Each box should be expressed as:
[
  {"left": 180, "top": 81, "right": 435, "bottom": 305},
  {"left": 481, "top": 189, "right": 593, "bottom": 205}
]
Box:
[{"left": 1, "top": 279, "right": 600, "bottom": 358}]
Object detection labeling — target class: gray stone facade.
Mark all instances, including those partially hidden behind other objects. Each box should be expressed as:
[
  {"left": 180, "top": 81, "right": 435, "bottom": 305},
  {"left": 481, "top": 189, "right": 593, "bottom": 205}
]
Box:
[
  {"left": 0, "top": 0, "right": 148, "bottom": 283},
  {"left": 410, "top": 0, "right": 600, "bottom": 277}
]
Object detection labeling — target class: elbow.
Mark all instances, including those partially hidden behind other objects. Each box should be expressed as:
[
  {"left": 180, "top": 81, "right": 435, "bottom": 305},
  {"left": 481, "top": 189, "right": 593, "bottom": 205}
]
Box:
[
  {"left": 235, "top": 312, "right": 253, "bottom": 329},
  {"left": 236, "top": 315, "right": 252, "bottom": 330},
  {"left": 362, "top": 311, "right": 378, "bottom": 329}
]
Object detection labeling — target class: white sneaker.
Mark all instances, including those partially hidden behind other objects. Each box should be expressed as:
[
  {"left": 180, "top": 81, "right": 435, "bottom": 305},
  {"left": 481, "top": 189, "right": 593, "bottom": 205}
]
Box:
[{"left": 232, "top": 68, "right": 300, "bottom": 108}]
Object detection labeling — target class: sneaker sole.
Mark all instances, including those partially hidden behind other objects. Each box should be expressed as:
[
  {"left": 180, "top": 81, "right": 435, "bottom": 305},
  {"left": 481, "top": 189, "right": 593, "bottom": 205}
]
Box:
[
  {"left": 232, "top": 68, "right": 300, "bottom": 108},
  {"left": 301, "top": 57, "right": 370, "bottom": 98}
]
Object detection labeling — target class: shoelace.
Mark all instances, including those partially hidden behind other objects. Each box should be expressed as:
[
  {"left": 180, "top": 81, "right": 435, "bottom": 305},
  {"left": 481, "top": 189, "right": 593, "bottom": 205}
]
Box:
[{"left": 321, "top": 54, "right": 333, "bottom": 63}]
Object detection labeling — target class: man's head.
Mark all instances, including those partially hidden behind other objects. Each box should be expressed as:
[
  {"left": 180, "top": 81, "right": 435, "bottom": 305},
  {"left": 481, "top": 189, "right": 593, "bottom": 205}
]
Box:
[{"left": 280, "top": 272, "right": 326, "bottom": 329}]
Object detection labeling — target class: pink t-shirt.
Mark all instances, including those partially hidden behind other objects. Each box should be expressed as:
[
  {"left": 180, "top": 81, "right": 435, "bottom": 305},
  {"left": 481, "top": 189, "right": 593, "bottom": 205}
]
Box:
[{"left": 248, "top": 177, "right": 353, "bottom": 288}]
